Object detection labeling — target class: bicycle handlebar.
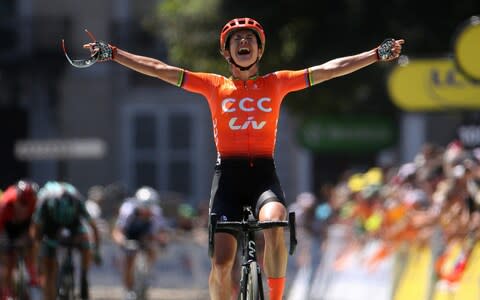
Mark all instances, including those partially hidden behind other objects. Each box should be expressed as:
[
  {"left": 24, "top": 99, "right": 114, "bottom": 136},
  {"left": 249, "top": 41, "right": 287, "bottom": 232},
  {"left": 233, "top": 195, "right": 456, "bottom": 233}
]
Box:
[
  {"left": 208, "top": 210, "right": 297, "bottom": 257},
  {"left": 214, "top": 219, "right": 290, "bottom": 232}
]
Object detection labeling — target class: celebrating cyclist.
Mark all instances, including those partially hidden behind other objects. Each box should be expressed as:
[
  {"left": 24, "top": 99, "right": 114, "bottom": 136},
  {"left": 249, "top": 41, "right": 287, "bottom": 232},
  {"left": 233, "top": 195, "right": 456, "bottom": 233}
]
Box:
[
  {"left": 31, "top": 181, "right": 101, "bottom": 300},
  {"left": 0, "top": 180, "right": 39, "bottom": 299},
  {"left": 81, "top": 17, "right": 404, "bottom": 299},
  {"left": 111, "top": 186, "right": 169, "bottom": 300}
]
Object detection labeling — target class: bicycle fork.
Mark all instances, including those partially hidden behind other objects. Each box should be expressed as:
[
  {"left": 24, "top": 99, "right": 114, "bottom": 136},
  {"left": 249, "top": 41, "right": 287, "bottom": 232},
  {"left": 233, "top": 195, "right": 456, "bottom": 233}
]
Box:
[{"left": 239, "top": 231, "right": 264, "bottom": 300}]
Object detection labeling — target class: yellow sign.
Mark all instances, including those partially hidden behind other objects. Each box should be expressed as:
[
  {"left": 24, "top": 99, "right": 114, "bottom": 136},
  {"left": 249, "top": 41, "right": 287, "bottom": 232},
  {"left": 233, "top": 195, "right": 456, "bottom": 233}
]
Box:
[
  {"left": 454, "top": 16, "right": 480, "bottom": 80},
  {"left": 387, "top": 58, "right": 480, "bottom": 111}
]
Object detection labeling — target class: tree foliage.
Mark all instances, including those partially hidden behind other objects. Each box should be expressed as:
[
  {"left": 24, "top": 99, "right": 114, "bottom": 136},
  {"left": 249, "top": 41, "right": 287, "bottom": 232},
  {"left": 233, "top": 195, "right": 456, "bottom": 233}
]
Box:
[{"left": 151, "top": 0, "right": 480, "bottom": 117}]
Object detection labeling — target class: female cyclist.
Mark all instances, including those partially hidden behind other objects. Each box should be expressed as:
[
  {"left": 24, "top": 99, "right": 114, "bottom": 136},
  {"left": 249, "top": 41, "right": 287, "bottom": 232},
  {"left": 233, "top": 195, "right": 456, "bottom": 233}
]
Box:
[{"left": 81, "top": 17, "right": 404, "bottom": 300}]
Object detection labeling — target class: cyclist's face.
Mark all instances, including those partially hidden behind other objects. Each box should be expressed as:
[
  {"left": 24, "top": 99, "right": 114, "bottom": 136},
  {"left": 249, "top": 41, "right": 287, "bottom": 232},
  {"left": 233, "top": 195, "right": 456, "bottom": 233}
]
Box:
[
  {"left": 137, "top": 207, "right": 153, "bottom": 219},
  {"left": 227, "top": 29, "right": 262, "bottom": 66}
]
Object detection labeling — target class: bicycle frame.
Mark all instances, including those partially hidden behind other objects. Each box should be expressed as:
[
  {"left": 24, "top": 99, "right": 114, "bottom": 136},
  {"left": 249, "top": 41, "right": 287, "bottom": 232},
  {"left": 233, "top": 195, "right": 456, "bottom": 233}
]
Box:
[
  {"left": 50, "top": 229, "right": 76, "bottom": 300},
  {"left": 208, "top": 206, "right": 297, "bottom": 300},
  {"left": 239, "top": 228, "right": 263, "bottom": 300}
]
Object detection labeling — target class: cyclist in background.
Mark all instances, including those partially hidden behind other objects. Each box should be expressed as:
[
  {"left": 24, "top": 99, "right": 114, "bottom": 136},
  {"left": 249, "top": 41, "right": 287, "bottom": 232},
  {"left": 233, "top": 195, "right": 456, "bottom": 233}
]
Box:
[
  {"left": 85, "top": 185, "right": 110, "bottom": 240},
  {"left": 0, "top": 180, "right": 39, "bottom": 299},
  {"left": 111, "top": 186, "right": 169, "bottom": 300},
  {"left": 82, "top": 17, "right": 404, "bottom": 299},
  {"left": 31, "top": 181, "right": 101, "bottom": 300}
]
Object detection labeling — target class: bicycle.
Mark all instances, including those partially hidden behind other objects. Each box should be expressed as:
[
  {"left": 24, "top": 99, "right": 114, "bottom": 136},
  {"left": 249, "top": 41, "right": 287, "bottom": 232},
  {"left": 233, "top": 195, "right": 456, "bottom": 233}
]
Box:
[
  {"left": 44, "top": 228, "right": 78, "bottom": 300},
  {"left": 8, "top": 238, "right": 33, "bottom": 300},
  {"left": 123, "top": 240, "right": 152, "bottom": 300},
  {"left": 208, "top": 206, "right": 297, "bottom": 300}
]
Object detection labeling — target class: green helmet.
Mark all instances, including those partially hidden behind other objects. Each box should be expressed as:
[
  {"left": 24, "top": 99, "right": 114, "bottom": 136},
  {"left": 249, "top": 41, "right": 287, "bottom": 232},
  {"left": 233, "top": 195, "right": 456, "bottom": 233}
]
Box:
[{"left": 40, "top": 181, "right": 81, "bottom": 225}]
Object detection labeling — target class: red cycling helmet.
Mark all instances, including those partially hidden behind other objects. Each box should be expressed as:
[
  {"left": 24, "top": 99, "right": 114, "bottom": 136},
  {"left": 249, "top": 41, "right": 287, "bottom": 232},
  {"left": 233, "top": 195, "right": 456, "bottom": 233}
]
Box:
[
  {"left": 16, "top": 180, "right": 39, "bottom": 204},
  {"left": 220, "top": 17, "right": 266, "bottom": 52}
]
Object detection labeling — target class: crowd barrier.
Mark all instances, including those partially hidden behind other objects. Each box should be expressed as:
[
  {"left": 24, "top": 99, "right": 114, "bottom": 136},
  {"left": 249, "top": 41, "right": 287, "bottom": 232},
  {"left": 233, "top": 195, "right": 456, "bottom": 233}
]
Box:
[{"left": 287, "top": 224, "right": 480, "bottom": 300}]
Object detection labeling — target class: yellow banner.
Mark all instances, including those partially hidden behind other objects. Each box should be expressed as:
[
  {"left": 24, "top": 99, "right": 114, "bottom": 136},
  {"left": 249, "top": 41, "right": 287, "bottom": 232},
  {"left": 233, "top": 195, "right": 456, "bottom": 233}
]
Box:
[
  {"left": 454, "top": 16, "right": 480, "bottom": 80},
  {"left": 387, "top": 58, "right": 480, "bottom": 111}
]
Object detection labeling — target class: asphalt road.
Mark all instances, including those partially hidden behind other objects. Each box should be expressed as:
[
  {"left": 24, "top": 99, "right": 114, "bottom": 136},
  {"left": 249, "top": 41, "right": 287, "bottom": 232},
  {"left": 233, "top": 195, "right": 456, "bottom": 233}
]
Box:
[
  {"left": 88, "top": 230, "right": 211, "bottom": 300},
  {"left": 91, "top": 287, "right": 209, "bottom": 300}
]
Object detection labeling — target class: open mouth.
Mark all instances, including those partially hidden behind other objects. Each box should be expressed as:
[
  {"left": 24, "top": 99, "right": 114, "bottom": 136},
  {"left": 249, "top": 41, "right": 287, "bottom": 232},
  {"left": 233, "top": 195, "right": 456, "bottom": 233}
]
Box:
[{"left": 238, "top": 48, "right": 250, "bottom": 55}]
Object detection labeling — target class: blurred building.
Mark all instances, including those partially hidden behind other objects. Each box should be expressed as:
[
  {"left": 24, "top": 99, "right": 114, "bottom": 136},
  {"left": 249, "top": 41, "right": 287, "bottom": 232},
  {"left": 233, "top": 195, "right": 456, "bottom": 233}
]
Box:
[{"left": 0, "top": 0, "right": 311, "bottom": 205}]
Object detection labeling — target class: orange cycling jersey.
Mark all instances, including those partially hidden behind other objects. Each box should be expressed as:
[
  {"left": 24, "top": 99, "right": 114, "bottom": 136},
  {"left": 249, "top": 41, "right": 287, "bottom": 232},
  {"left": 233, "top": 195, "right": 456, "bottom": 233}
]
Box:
[{"left": 181, "top": 70, "right": 312, "bottom": 158}]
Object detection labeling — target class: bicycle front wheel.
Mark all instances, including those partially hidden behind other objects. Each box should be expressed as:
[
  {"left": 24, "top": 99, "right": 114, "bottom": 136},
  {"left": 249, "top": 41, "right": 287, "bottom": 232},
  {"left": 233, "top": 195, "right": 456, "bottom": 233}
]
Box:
[
  {"left": 133, "top": 252, "right": 150, "bottom": 300},
  {"left": 15, "top": 258, "right": 30, "bottom": 300},
  {"left": 57, "top": 263, "right": 75, "bottom": 300}
]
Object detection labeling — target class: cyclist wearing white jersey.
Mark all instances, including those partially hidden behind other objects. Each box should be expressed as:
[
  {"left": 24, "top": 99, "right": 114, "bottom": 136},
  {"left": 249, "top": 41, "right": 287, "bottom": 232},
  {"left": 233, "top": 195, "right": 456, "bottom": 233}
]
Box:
[{"left": 112, "top": 186, "right": 169, "bottom": 299}]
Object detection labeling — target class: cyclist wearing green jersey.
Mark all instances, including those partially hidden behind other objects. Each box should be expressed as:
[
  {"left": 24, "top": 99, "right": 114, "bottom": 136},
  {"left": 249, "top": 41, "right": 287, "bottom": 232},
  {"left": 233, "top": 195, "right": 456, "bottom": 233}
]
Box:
[
  {"left": 32, "top": 181, "right": 101, "bottom": 300},
  {"left": 80, "top": 17, "right": 403, "bottom": 300}
]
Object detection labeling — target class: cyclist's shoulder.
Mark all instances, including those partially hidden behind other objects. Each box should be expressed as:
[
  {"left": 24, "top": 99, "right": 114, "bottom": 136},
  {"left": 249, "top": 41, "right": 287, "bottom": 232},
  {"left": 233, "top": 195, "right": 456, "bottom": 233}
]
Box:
[
  {"left": 183, "top": 71, "right": 230, "bottom": 90},
  {"left": 118, "top": 197, "right": 137, "bottom": 213},
  {"left": 0, "top": 185, "right": 17, "bottom": 204},
  {"left": 257, "top": 70, "right": 308, "bottom": 90},
  {"left": 185, "top": 70, "right": 228, "bottom": 82}
]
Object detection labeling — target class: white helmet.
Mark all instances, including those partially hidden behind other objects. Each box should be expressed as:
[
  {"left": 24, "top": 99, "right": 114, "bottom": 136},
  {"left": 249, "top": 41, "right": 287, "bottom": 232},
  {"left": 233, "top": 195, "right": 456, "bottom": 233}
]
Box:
[{"left": 135, "top": 186, "right": 160, "bottom": 207}]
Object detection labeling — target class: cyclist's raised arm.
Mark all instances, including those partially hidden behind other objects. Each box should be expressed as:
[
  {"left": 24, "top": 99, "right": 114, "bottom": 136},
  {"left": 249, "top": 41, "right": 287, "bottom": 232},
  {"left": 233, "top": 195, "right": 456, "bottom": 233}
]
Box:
[
  {"left": 82, "top": 43, "right": 184, "bottom": 86},
  {"left": 308, "top": 38, "right": 404, "bottom": 85},
  {"left": 113, "top": 48, "right": 184, "bottom": 86}
]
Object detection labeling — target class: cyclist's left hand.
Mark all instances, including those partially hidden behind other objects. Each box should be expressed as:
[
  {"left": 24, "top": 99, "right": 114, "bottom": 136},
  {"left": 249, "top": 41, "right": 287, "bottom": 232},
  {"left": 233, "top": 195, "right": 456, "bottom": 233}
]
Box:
[
  {"left": 385, "top": 39, "right": 405, "bottom": 61},
  {"left": 390, "top": 39, "right": 405, "bottom": 60},
  {"left": 377, "top": 38, "right": 405, "bottom": 61}
]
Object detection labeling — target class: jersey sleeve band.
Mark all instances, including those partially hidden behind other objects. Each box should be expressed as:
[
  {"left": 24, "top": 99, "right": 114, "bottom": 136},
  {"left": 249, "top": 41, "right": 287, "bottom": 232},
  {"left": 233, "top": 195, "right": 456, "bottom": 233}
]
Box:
[
  {"left": 306, "top": 68, "right": 314, "bottom": 87},
  {"left": 176, "top": 69, "right": 185, "bottom": 87}
]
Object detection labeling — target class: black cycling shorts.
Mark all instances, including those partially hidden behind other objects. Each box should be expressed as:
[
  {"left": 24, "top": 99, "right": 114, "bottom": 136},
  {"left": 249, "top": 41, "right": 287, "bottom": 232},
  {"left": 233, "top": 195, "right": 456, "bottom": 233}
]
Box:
[
  {"left": 209, "top": 157, "right": 286, "bottom": 235},
  {"left": 4, "top": 219, "right": 31, "bottom": 241}
]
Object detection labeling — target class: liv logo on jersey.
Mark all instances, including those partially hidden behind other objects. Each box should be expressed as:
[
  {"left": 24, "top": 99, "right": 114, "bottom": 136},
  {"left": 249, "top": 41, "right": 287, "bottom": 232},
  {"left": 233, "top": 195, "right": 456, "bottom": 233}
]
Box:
[{"left": 229, "top": 117, "right": 266, "bottom": 130}]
